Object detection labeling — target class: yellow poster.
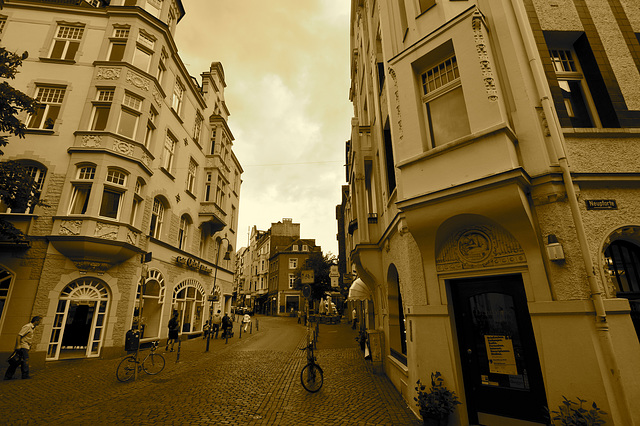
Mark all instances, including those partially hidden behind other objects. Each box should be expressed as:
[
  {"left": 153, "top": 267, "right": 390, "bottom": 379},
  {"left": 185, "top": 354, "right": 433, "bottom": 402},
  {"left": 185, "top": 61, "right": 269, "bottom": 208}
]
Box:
[{"left": 484, "top": 335, "right": 517, "bottom": 375}]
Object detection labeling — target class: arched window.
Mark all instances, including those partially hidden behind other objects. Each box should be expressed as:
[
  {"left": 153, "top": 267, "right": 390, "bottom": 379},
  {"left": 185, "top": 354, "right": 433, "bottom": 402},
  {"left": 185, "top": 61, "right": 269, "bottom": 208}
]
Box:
[
  {"left": 172, "top": 279, "right": 205, "bottom": 333},
  {"left": 387, "top": 264, "right": 407, "bottom": 364},
  {"left": 605, "top": 240, "right": 640, "bottom": 341},
  {"left": 133, "top": 269, "right": 165, "bottom": 339},
  {"left": 0, "top": 267, "right": 14, "bottom": 328}
]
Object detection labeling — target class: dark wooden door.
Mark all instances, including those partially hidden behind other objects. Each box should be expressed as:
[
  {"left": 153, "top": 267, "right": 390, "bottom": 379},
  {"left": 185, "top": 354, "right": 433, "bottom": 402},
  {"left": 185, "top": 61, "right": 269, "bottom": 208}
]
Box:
[{"left": 451, "top": 275, "right": 547, "bottom": 424}]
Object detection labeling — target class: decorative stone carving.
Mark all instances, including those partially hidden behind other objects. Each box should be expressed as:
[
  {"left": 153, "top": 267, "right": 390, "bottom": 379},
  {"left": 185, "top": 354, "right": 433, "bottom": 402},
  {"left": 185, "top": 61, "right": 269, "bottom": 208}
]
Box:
[
  {"left": 387, "top": 66, "right": 403, "bottom": 140},
  {"left": 82, "top": 135, "right": 102, "bottom": 147},
  {"left": 126, "top": 230, "right": 139, "bottom": 246},
  {"left": 436, "top": 224, "right": 526, "bottom": 271},
  {"left": 95, "top": 222, "right": 118, "bottom": 240},
  {"left": 472, "top": 11, "right": 498, "bottom": 102},
  {"left": 152, "top": 86, "right": 163, "bottom": 105},
  {"left": 141, "top": 153, "right": 152, "bottom": 167},
  {"left": 59, "top": 220, "right": 82, "bottom": 235},
  {"left": 72, "top": 260, "right": 111, "bottom": 273},
  {"left": 126, "top": 70, "right": 150, "bottom": 91},
  {"left": 113, "top": 140, "right": 135, "bottom": 156},
  {"left": 536, "top": 107, "right": 551, "bottom": 137},
  {"left": 148, "top": 0, "right": 162, "bottom": 7},
  {"left": 96, "top": 67, "right": 121, "bottom": 81}
]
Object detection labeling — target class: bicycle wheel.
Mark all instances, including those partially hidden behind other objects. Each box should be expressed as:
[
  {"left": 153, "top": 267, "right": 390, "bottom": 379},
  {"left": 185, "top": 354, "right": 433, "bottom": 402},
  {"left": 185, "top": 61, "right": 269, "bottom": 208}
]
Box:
[
  {"left": 142, "top": 352, "right": 165, "bottom": 375},
  {"left": 116, "top": 356, "right": 137, "bottom": 382},
  {"left": 300, "top": 363, "right": 323, "bottom": 392}
]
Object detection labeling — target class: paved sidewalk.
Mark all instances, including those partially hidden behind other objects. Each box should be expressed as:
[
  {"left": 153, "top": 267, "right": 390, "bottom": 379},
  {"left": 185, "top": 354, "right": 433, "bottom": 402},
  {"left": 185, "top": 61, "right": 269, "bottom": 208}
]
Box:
[{"left": 0, "top": 316, "right": 421, "bottom": 425}]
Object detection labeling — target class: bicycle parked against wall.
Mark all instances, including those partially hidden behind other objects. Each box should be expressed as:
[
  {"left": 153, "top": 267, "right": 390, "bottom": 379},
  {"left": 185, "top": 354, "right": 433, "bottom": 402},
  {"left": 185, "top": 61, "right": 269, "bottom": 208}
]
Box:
[
  {"left": 116, "top": 340, "right": 165, "bottom": 382},
  {"left": 299, "top": 339, "right": 323, "bottom": 392}
]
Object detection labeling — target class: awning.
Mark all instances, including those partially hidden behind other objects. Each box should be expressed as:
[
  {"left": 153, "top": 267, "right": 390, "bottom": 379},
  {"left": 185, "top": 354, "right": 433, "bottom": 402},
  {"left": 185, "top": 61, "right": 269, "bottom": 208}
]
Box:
[{"left": 347, "top": 278, "right": 371, "bottom": 301}]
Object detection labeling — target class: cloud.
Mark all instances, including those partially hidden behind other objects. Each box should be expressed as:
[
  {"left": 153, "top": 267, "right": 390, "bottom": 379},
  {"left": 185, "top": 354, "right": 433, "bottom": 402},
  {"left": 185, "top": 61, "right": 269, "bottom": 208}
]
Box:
[{"left": 175, "top": 0, "right": 351, "bottom": 253}]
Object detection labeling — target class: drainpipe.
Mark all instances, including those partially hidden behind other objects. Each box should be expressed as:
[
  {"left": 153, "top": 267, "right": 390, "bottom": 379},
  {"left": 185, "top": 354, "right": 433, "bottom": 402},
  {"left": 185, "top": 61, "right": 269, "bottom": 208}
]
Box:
[{"left": 510, "top": 0, "right": 631, "bottom": 423}]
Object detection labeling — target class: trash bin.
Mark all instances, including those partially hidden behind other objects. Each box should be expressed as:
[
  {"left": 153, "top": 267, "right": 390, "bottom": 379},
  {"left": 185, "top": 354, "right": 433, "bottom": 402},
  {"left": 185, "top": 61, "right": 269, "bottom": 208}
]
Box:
[{"left": 125, "top": 329, "right": 140, "bottom": 352}]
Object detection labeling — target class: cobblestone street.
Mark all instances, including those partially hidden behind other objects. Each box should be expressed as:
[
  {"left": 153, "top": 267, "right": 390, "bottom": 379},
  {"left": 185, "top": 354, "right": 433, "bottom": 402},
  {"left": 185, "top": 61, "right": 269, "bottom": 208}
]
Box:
[{"left": 0, "top": 316, "right": 421, "bottom": 425}]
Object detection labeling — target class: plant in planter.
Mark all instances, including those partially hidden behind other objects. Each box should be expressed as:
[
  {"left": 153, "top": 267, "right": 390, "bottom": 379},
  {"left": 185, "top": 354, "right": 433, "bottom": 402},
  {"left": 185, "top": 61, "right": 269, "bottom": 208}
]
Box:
[
  {"left": 546, "top": 396, "right": 607, "bottom": 425},
  {"left": 414, "top": 371, "right": 461, "bottom": 426}
]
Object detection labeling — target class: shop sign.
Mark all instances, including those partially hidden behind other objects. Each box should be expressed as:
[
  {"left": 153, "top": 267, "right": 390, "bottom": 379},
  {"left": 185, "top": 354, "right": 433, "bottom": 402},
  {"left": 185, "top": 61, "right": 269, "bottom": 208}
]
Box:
[
  {"left": 484, "top": 335, "right": 517, "bottom": 375},
  {"left": 176, "top": 256, "right": 212, "bottom": 274},
  {"left": 585, "top": 199, "right": 617, "bottom": 210}
]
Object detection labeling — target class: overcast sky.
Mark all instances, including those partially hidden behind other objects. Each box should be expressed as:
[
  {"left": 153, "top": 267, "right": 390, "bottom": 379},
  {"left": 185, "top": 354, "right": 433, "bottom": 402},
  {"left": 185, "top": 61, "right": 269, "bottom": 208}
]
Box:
[{"left": 174, "top": 1, "right": 352, "bottom": 255}]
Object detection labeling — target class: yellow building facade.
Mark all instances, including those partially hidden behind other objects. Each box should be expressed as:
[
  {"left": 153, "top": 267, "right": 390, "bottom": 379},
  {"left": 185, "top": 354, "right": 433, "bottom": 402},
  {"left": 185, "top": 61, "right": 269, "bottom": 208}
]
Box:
[
  {"left": 0, "top": 0, "right": 241, "bottom": 367},
  {"left": 345, "top": 0, "right": 640, "bottom": 424}
]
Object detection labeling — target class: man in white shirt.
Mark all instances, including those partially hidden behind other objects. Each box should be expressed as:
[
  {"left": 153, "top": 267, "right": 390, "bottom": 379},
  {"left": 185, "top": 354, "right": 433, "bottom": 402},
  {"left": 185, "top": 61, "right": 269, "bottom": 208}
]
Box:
[{"left": 4, "top": 315, "right": 41, "bottom": 380}]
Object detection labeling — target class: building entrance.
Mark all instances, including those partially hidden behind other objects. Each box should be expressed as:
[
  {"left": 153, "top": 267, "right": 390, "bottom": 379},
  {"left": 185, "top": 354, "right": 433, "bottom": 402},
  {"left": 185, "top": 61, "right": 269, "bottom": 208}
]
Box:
[
  {"left": 47, "top": 279, "right": 109, "bottom": 360},
  {"left": 451, "top": 274, "right": 547, "bottom": 424}
]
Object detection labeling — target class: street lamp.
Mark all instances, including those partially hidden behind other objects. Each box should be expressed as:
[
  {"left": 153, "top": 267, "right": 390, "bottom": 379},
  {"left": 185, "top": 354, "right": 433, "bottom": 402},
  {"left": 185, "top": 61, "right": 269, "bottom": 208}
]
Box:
[{"left": 206, "top": 236, "right": 231, "bottom": 352}]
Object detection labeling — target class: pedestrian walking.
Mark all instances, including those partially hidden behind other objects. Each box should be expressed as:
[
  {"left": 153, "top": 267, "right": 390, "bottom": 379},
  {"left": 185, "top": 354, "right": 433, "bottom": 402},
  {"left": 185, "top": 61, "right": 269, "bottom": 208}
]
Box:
[
  {"left": 221, "top": 312, "right": 232, "bottom": 338},
  {"left": 243, "top": 313, "right": 251, "bottom": 332},
  {"left": 166, "top": 311, "right": 180, "bottom": 352},
  {"left": 203, "top": 320, "right": 210, "bottom": 339},
  {"left": 4, "top": 315, "right": 42, "bottom": 380},
  {"left": 297, "top": 310, "right": 302, "bottom": 324},
  {"left": 212, "top": 310, "right": 222, "bottom": 338}
]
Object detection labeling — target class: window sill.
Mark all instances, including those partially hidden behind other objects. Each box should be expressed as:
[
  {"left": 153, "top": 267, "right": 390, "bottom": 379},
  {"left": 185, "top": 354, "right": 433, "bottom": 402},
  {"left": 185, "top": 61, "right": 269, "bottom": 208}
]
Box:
[
  {"left": 170, "top": 108, "right": 184, "bottom": 124},
  {"left": 159, "top": 167, "right": 175, "bottom": 180},
  {"left": 24, "top": 128, "right": 55, "bottom": 135},
  {"left": 39, "top": 57, "right": 76, "bottom": 65},
  {"left": 562, "top": 128, "right": 640, "bottom": 138},
  {"left": 185, "top": 189, "right": 197, "bottom": 200}
]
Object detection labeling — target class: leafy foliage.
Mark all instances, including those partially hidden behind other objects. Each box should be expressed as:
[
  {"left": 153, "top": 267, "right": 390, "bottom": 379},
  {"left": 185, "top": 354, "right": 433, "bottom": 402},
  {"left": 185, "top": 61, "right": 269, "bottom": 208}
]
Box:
[
  {"left": 0, "top": 48, "right": 37, "bottom": 155},
  {"left": 414, "top": 371, "right": 461, "bottom": 419},
  {"left": 293, "top": 251, "right": 336, "bottom": 300},
  {"left": 546, "top": 396, "right": 607, "bottom": 425}
]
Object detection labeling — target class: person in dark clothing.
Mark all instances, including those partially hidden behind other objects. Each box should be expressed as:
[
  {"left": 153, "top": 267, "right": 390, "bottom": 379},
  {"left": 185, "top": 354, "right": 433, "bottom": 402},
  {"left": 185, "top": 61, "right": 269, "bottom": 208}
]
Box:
[
  {"left": 221, "top": 313, "right": 232, "bottom": 338},
  {"left": 166, "top": 311, "right": 179, "bottom": 352}
]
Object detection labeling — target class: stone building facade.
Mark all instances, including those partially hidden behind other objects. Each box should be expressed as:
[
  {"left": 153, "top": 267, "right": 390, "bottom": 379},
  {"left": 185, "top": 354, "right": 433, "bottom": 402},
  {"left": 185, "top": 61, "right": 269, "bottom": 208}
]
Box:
[
  {"left": 0, "top": 0, "right": 242, "bottom": 367},
  {"left": 343, "top": 0, "right": 640, "bottom": 424}
]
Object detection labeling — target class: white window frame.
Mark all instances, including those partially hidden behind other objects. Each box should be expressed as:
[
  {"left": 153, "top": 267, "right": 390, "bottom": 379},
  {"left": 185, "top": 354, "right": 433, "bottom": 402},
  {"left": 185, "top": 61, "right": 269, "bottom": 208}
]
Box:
[
  {"left": 178, "top": 215, "right": 190, "bottom": 250},
  {"left": 162, "top": 132, "right": 176, "bottom": 171},
  {"left": 28, "top": 86, "right": 66, "bottom": 130},
  {"left": 108, "top": 27, "right": 129, "bottom": 61},
  {"left": 549, "top": 47, "right": 601, "bottom": 128},
  {"left": 117, "top": 92, "right": 143, "bottom": 140},
  {"left": 186, "top": 158, "right": 197, "bottom": 194},
  {"left": 130, "top": 179, "right": 143, "bottom": 226},
  {"left": 90, "top": 88, "right": 114, "bottom": 131},
  {"left": 49, "top": 24, "right": 84, "bottom": 61},
  {"left": 288, "top": 274, "right": 295, "bottom": 289},
  {"left": 172, "top": 79, "right": 184, "bottom": 114},
  {"left": 420, "top": 54, "right": 470, "bottom": 148},
  {"left": 99, "top": 169, "right": 127, "bottom": 220},
  {"left": 204, "top": 172, "right": 213, "bottom": 201},
  {"left": 289, "top": 258, "right": 298, "bottom": 269},
  {"left": 150, "top": 197, "right": 164, "bottom": 239}
]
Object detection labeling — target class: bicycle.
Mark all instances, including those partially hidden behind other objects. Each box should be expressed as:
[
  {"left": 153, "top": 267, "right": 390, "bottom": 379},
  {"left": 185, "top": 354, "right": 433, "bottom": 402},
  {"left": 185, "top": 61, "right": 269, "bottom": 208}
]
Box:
[
  {"left": 299, "top": 341, "right": 323, "bottom": 392},
  {"left": 116, "top": 340, "right": 165, "bottom": 382}
]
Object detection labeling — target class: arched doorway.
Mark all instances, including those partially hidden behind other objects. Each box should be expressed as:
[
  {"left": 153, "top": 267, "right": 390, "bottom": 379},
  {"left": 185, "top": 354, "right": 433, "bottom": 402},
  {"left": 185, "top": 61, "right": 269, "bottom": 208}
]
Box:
[
  {"left": 133, "top": 269, "right": 165, "bottom": 339},
  {"left": 47, "top": 279, "right": 109, "bottom": 360},
  {"left": 604, "top": 239, "right": 640, "bottom": 341},
  {"left": 387, "top": 265, "right": 406, "bottom": 365},
  {"left": 172, "top": 279, "right": 205, "bottom": 334}
]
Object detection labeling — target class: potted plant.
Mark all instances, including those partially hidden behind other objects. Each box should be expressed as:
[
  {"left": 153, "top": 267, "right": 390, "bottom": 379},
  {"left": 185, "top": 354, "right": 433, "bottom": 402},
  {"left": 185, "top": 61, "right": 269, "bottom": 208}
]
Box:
[{"left": 414, "top": 371, "right": 461, "bottom": 426}]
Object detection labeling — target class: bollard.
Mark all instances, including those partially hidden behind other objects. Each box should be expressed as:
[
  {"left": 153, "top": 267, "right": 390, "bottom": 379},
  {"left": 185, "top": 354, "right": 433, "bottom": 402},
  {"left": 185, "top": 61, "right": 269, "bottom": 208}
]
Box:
[
  {"left": 250, "top": 321, "right": 253, "bottom": 334},
  {"left": 256, "top": 319, "right": 259, "bottom": 331},
  {"left": 176, "top": 338, "right": 181, "bottom": 363},
  {"left": 239, "top": 324, "right": 242, "bottom": 339}
]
